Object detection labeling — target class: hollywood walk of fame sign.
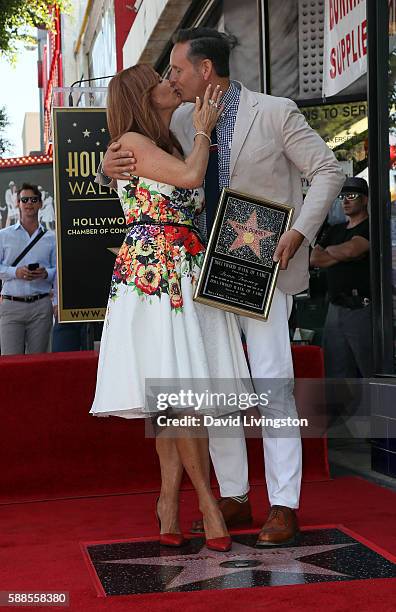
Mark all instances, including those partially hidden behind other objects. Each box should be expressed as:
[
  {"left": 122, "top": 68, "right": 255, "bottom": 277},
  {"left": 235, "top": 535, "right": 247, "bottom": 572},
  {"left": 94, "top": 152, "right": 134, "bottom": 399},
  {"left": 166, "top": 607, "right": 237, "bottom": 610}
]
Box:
[
  {"left": 52, "top": 107, "right": 125, "bottom": 322},
  {"left": 83, "top": 529, "right": 396, "bottom": 596},
  {"left": 194, "top": 189, "right": 293, "bottom": 320}
]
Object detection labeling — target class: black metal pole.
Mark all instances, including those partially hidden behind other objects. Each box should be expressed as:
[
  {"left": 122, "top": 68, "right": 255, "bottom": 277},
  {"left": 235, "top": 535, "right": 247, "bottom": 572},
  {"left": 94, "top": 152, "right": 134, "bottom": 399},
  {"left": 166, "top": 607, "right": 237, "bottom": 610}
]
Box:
[
  {"left": 367, "top": 0, "right": 394, "bottom": 374},
  {"left": 257, "top": 0, "right": 270, "bottom": 94},
  {"left": 68, "top": 74, "right": 115, "bottom": 107}
]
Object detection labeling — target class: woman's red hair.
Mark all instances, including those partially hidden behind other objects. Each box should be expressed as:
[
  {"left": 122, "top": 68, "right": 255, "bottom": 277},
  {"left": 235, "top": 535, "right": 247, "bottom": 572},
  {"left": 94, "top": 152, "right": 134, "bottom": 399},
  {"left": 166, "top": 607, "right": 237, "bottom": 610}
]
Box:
[{"left": 107, "top": 64, "right": 181, "bottom": 154}]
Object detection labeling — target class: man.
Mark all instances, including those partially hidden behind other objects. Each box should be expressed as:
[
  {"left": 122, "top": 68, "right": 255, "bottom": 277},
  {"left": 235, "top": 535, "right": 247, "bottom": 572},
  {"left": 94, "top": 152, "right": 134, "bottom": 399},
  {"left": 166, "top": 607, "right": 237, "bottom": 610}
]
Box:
[
  {"left": 310, "top": 176, "right": 372, "bottom": 378},
  {"left": 0, "top": 184, "right": 9, "bottom": 229},
  {"left": 5, "top": 181, "right": 19, "bottom": 227},
  {"left": 98, "top": 28, "right": 344, "bottom": 545},
  {"left": 0, "top": 183, "right": 56, "bottom": 355},
  {"left": 38, "top": 187, "right": 56, "bottom": 231}
]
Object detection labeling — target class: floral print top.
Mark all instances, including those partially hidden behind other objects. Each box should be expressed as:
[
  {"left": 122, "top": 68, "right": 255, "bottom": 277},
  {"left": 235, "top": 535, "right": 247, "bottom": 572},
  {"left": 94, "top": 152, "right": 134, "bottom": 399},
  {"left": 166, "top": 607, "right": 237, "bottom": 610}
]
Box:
[{"left": 110, "top": 177, "right": 205, "bottom": 312}]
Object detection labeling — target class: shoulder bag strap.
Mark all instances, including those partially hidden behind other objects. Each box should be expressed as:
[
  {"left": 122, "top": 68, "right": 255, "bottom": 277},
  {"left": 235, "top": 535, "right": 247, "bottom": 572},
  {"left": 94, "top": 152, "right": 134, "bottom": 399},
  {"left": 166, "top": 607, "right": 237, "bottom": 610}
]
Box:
[{"left": 11, "top": 228, "right": 48, "bottom": 267}]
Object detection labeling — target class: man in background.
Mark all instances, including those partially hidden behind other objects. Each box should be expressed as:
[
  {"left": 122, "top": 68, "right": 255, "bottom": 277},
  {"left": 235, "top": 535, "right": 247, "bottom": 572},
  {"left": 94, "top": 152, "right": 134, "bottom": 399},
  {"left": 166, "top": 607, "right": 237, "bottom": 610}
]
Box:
[
  {"left": 5, "top": 181, "right": 19, "bottom": 227},
  {"left": 0, "top": 184, "right": 9, "bottom": 228},
  {"left": 0, "top": 182, "right": 56, "bottom": 354},
  {"left": 310, "top": 177, "right": 372, "bottom": 378}
]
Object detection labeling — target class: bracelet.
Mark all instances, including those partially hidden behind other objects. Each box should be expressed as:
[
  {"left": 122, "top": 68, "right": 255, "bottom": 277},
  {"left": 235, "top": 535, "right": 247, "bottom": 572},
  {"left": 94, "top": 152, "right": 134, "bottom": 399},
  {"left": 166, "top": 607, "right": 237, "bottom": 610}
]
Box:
[
  {"left": 102, "top": 173, "right": 113, "bottom": 185},
  {"left": 194, "top": 131, "right": 211, "bottom": 146}
]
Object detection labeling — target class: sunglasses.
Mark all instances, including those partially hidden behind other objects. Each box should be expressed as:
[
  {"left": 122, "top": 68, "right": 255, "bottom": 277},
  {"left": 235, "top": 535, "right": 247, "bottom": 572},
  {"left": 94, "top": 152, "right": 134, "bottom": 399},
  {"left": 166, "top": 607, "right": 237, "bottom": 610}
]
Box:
[
  {"left": 20, "top": 196, "right": 39, "bottom": 204},
  {"left": 338, "top": 193, "right": 361, "bottom": 201}
]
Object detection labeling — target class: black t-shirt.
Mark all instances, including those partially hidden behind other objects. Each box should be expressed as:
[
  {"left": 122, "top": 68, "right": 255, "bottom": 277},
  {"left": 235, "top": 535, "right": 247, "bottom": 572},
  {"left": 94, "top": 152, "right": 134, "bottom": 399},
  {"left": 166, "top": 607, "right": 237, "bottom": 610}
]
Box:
[{"left": 318, "top": 218, "right": 370, "bottom": 301}]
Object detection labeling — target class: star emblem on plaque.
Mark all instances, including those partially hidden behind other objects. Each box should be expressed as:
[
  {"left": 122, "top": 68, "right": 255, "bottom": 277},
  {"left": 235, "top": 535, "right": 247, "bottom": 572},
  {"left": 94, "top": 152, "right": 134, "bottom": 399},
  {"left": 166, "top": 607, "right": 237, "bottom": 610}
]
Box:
[
  {"left": 83, "top": 529, "right": 396, "bottom": 597},
  {"left": 228, "top": 210, "right": 275, "bottom": 258},
  {"left": 194, "top": 189, "right": 293, "bottom": 320}
]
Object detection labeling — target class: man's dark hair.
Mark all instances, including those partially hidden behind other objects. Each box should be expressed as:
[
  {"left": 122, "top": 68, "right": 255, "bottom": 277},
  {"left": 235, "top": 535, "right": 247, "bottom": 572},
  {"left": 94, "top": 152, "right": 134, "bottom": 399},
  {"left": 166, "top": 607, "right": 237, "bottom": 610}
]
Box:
[
  {"left": 172, "top": 27, "right": 231, "bottom": 77},
  {"left": 17, "top": 183, "right": 42, "bottom": 201}
]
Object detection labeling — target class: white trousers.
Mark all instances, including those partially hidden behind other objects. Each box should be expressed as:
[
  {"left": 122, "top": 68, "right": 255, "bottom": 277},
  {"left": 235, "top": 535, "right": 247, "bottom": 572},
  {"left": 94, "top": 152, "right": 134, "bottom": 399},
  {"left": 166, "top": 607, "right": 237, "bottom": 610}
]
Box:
[{"left": 208, "top": 288, "right": 302, "bottom": 509}]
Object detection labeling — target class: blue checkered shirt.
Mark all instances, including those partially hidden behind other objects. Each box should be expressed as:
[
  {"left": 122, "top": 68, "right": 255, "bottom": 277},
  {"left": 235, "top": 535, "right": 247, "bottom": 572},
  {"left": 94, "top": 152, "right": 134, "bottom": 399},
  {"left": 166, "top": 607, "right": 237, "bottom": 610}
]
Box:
[
  {"left": 216, "top": 80, "right": 241, "bottom": 189},
  {"left": 197, "top": 81, "right": 241, "bottom": 239}
]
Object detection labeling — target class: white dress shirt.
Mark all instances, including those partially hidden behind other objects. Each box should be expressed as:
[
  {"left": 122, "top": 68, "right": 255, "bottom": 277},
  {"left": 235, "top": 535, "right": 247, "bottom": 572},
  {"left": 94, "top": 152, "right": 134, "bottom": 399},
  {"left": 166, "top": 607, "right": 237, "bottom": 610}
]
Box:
[{"left": 0, "top": 222, "right": 56, "bottom": 297}]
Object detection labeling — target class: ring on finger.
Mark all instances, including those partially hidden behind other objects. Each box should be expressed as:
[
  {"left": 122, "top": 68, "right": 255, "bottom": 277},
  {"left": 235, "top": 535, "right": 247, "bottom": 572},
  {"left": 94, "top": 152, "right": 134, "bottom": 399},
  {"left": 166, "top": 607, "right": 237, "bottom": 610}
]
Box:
[{"left": 208, "top": 99, "right": 215, "bottom": 106}]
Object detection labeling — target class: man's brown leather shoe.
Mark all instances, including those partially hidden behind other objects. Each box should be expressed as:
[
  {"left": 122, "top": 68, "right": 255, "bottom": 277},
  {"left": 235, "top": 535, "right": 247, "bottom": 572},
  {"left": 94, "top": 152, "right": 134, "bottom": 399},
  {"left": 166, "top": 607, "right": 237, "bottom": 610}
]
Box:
[
  {"left": 255, "top": 505, "right": 299, "bottom": 546},
  {"left": 190, "top": 497, "right": 253, "bottom": 533}
]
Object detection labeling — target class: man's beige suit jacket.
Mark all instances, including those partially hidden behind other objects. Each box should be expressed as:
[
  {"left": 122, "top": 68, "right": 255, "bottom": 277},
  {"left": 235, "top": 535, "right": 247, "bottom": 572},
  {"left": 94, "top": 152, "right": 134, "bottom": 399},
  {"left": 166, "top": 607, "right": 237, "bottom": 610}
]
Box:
[{"left": 171, "top": 84, "right": 345, "bottom": 295}]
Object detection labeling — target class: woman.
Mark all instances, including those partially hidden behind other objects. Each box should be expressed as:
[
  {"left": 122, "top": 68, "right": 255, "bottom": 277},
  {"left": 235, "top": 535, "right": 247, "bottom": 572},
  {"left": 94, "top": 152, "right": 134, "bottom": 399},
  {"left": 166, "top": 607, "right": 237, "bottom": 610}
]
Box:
[{"left": 90, "top": 64, "right": 250, "bottom": 551}]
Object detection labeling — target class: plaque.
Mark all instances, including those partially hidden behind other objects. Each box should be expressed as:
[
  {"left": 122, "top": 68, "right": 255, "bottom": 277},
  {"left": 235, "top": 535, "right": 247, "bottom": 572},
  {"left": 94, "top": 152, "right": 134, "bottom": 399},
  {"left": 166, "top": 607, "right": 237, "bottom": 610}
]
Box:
[{"left": 194, "top": 188, "right": 293, "bottom": 320}]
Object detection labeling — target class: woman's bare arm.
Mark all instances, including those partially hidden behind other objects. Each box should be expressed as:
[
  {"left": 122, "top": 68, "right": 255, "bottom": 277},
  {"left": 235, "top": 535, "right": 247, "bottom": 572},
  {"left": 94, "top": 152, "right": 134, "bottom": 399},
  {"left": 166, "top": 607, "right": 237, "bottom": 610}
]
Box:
[{"left": 119, "top": 131, "right": 209, "bottom": 188}]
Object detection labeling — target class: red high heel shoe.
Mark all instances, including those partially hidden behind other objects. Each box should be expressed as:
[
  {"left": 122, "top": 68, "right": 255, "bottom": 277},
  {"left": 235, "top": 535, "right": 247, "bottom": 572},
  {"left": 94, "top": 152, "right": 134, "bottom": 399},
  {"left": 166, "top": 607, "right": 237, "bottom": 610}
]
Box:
[
  {"left": 203, "top": 514, "right": 232, "bottom": 551},
  {"left": 156, "top": 498, "right": 186, "bottom": 547},
  {"left": 206, "top": 536, "right": 232, "bottom": 552}
]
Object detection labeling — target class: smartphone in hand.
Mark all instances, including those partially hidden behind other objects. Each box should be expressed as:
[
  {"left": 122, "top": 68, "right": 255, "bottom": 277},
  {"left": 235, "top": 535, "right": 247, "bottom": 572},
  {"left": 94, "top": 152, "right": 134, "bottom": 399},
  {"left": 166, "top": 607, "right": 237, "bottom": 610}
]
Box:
[{"left": 28, "top": 263, "right": 39, "bottom": 271}]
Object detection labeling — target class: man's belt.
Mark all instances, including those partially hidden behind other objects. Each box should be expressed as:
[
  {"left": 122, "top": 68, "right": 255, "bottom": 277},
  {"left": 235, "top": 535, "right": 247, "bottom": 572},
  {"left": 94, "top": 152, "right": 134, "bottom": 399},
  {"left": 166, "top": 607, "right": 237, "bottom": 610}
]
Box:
[
  {"left": 331, "top": 294, "right": 370, "bottom": 309},
  {"left": 2, "top": 293, "right": 50, "bottom": 303}
]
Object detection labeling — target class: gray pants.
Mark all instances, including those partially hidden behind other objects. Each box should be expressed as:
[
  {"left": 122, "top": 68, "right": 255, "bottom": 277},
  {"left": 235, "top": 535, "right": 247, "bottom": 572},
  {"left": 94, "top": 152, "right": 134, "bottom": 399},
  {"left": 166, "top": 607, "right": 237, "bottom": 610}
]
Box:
[
  {"left": 322, "top": 302, "right": 374, "bottom": 378},
  {"left": 322, "top": 302, "right": 373, "bottom": 434},
  {"left": 0, "top": 296, "right": 53, "bottom": 355}
]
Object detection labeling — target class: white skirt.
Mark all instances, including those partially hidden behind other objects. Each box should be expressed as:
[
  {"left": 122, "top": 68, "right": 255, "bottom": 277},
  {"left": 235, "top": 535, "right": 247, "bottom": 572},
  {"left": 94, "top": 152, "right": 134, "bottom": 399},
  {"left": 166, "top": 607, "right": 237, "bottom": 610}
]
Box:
[{"left": 90, "top": 278, "right": 251, "bottom": 419}]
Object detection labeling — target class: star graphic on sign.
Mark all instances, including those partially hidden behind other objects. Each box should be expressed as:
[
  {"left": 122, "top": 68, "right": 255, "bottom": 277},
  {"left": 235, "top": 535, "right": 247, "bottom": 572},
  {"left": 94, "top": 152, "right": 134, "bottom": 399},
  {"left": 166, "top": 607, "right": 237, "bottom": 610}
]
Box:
[
  {"left": 72, "top": 122, "right": 77, "bottom": 127},
  {"left": 101, "top": 127, "right": 106, "bottom": 133},
  {"left": 67, "top": 138, "right": 72, "bottom": 143},
  {"left": 101, "top": 541, "right": 355, "bottom": 591},
  {"left": 96, "top": 141, "right": 100, "bottom": 146},
  {"left": 83, "top": 129, "right": 91, "bottom": 137},
  {"left": 228, "top": 210, "right": 274, "bottom": 259}
]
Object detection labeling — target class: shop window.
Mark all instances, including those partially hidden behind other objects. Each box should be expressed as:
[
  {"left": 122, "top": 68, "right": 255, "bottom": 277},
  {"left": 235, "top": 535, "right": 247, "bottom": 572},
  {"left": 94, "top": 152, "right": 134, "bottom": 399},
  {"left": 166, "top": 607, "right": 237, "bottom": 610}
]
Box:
[
  {"left": 301, "top": 100, "right": 368, "bottom": 178},
  {"left": 88, "top": 5, "right": 116, "bottom": 87},
  {"left": 292, "top": 100, "right": 368, "bottom": 345}
]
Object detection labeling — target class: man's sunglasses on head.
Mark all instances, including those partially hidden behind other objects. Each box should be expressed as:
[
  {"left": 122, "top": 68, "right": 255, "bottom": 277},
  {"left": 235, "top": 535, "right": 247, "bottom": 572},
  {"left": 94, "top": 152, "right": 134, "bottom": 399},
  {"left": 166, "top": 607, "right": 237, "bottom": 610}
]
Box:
[
  {"left": 338, "top": 192, "right": 361, "bottom": 201},
  {"left": 20, "top": 196, "right": 40, "bottom": 204}
]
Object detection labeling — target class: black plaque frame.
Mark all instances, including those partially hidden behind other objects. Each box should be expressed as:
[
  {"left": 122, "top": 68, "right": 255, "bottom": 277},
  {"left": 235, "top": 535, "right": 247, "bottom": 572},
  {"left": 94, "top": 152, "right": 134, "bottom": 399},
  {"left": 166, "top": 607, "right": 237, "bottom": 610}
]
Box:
[{"left": 194, "top": 188, "right": 293, "bottom": 320}]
